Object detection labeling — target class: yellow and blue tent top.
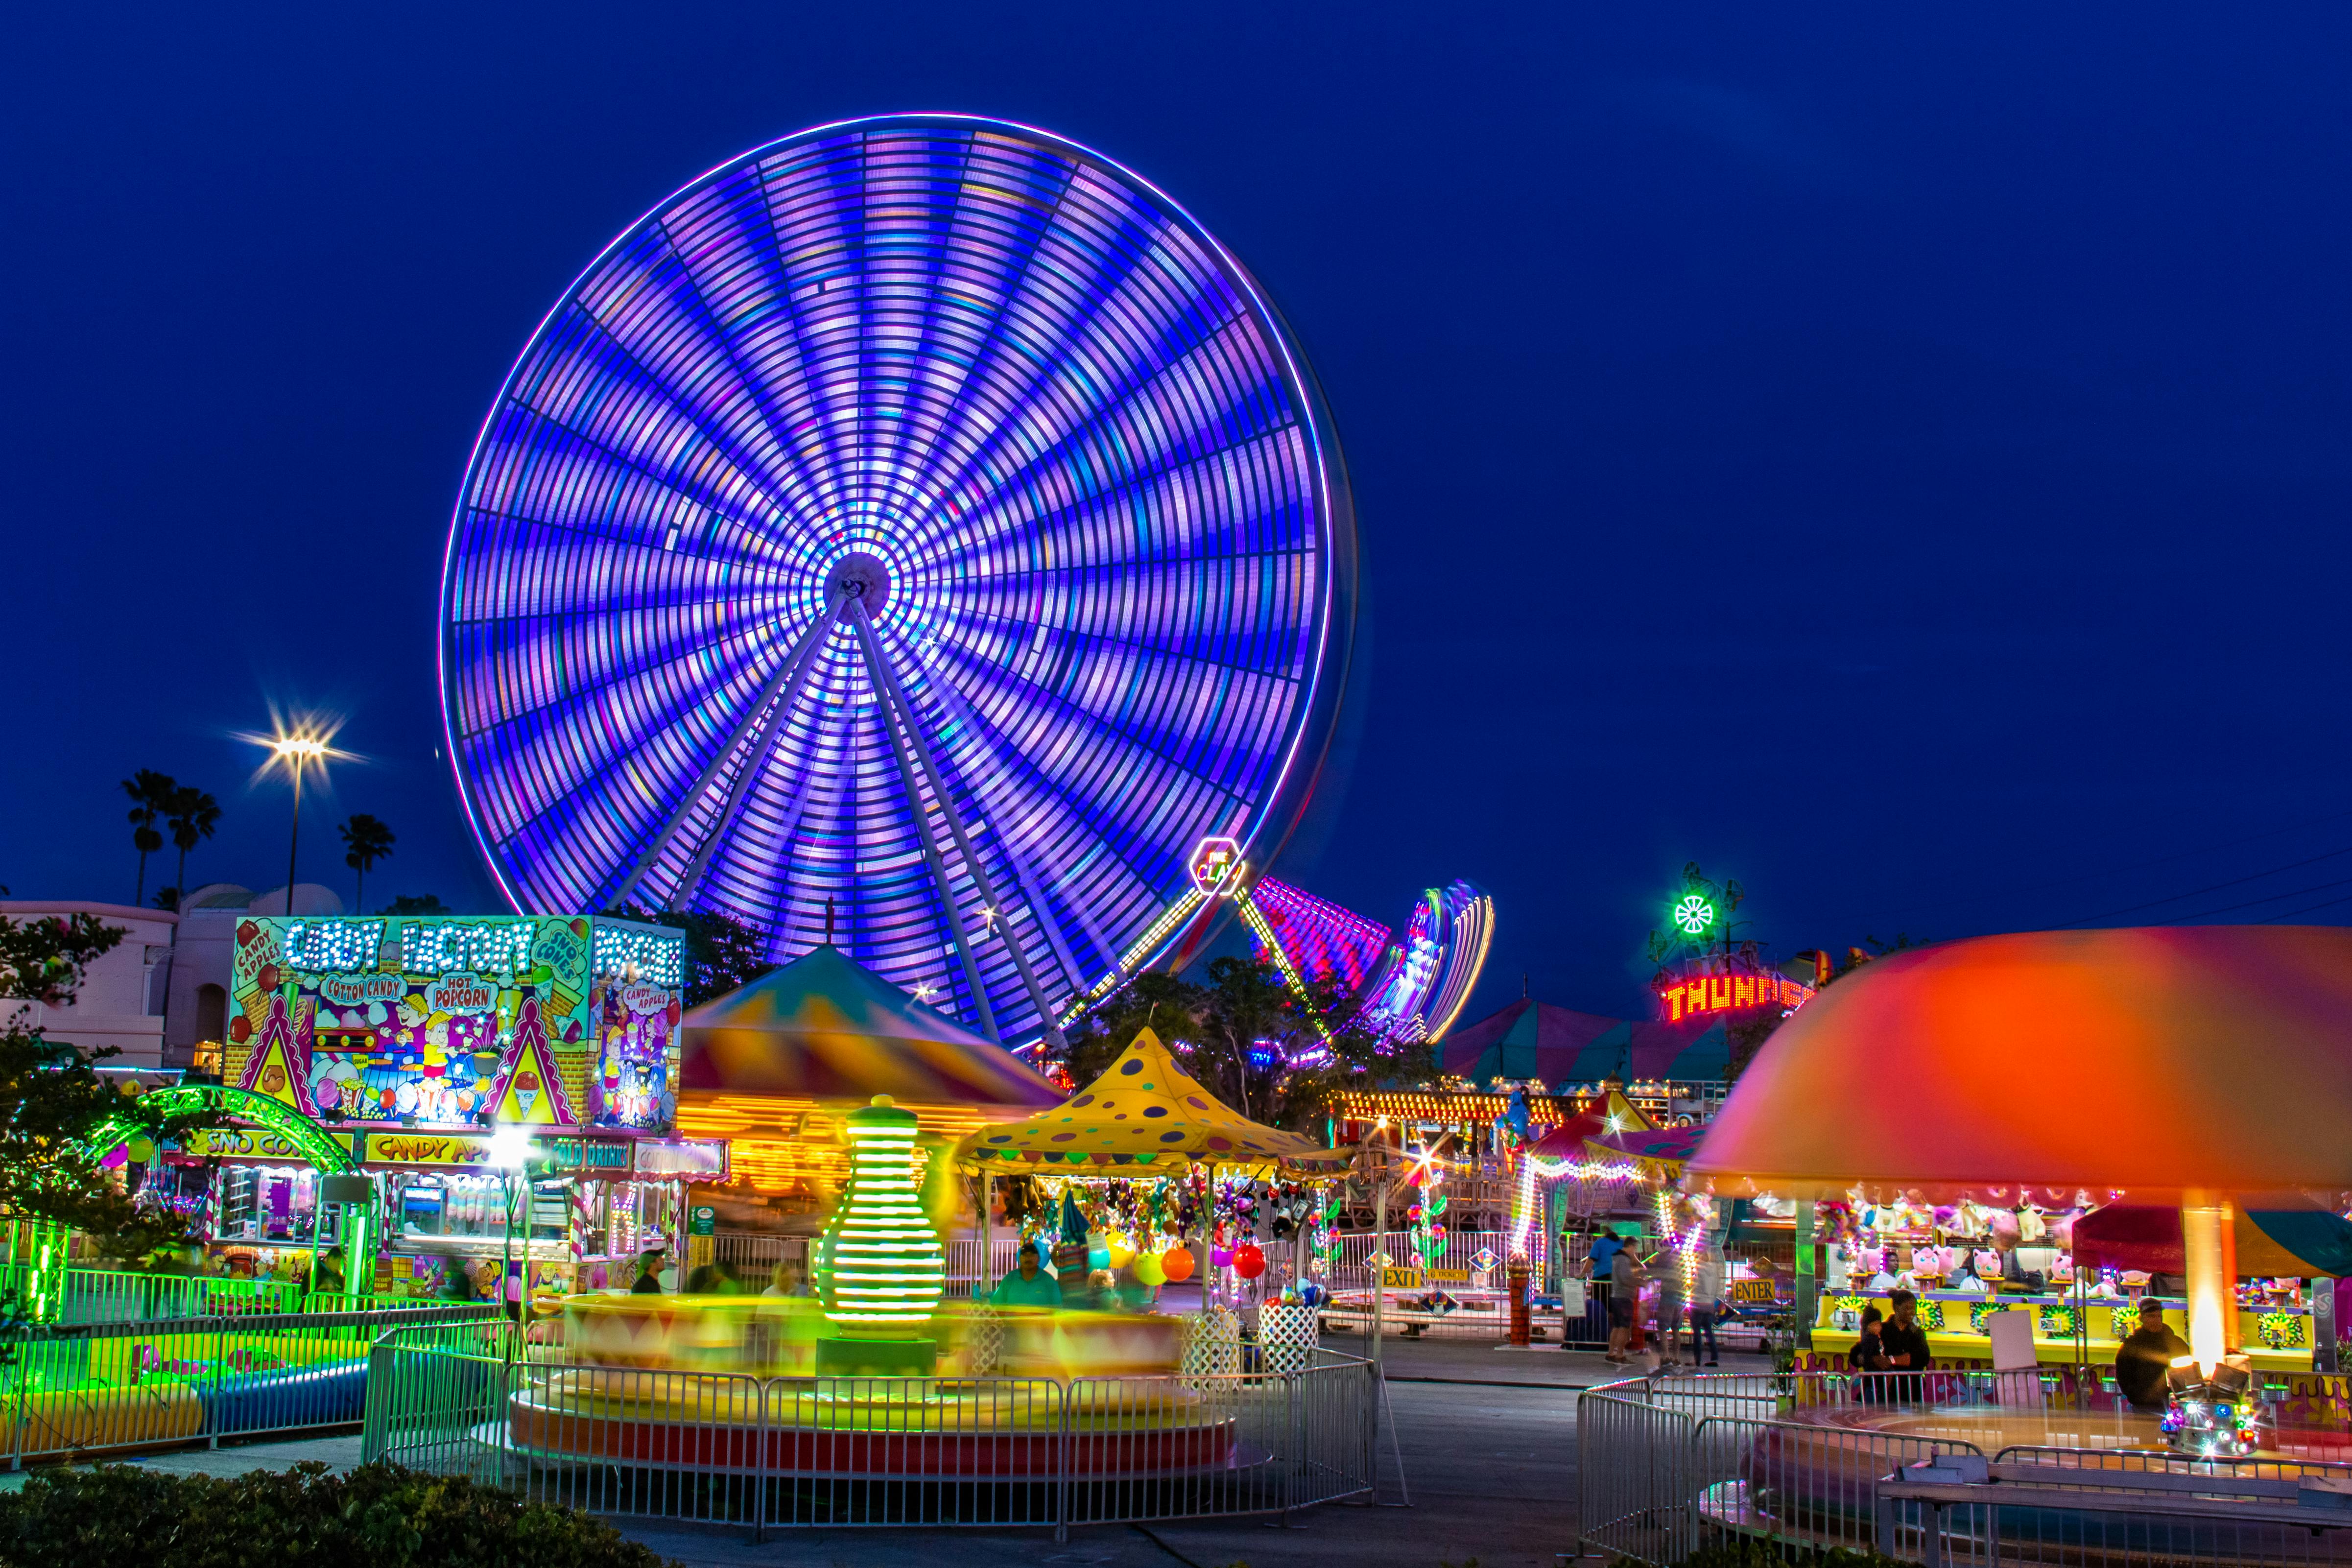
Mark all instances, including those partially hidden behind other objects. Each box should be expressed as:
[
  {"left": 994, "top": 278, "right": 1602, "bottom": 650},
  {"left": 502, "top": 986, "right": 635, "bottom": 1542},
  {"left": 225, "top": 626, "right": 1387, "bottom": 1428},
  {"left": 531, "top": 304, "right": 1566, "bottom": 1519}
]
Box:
[
  {"left": 678, "top": 945, "right": 1059, "bottom": 1109},
  {"left": 951, "top": 1028, "right": 1336, "bottom": 1175}
]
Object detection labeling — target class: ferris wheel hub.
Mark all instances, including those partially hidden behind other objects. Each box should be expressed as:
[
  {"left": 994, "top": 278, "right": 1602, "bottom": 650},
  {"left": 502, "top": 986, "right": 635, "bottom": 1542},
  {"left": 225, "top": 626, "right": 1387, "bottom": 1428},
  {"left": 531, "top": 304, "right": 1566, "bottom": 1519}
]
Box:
[{"left": 826, "top": 552, "right": 893, "bottom": 618}]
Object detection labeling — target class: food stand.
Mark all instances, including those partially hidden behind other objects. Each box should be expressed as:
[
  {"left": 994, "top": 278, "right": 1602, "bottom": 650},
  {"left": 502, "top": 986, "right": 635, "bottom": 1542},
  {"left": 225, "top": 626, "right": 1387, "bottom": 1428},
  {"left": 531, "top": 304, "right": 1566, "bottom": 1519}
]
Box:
[{"left": 155, "top": 911, "right": 702, "bottom": 1300}]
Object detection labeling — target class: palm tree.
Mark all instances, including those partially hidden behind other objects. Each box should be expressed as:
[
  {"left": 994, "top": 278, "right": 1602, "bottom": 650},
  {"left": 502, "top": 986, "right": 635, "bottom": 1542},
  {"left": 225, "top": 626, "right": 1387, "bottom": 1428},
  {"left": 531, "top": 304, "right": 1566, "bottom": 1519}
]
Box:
[
  {"left": 120, "top": 769, "right": 176, "bottom": 906},
  {"left": 165, "top": 784, "right": 222, "bottom": 915},
  {"left": 339, "top": 814, "right": 396, "bottom": 913}
]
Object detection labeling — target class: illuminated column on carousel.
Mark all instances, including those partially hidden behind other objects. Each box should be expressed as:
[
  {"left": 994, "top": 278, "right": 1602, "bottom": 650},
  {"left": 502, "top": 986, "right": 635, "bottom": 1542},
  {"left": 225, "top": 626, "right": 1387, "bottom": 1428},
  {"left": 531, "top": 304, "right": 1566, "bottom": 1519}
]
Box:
[
  {"left": 2180, "top": 1191, "right": 2239, "bottom": 1375},
  {"left": 816, "top": 1094, "right": 947, "bottom": 1377}
]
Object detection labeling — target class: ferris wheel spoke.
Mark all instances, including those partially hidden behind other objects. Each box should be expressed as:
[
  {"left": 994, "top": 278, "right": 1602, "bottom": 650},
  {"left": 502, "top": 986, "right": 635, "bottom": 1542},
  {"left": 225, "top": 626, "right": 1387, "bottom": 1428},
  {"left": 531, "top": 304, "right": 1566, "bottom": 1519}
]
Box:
[
  {"left": 910, "top": 326, "right": 1299, "bottom": 585},
  {"left": 561, "top": 214, "right": 868, "bottom": 541},
  {"left": 650, "top": 166, "right": 879, "bottom": 537},
  {"left": 910, "top": 628, "right": 1259, "bottom": 914},
  {"left": 852, "top": 601, "right": 1067, "bottom": 1047},
  {"left": 510, "top": 309, "right": 818, "bottom": 569},
  {"left": 604, "top": 590, "right": 850, "bottom": 909},
  {"left": 459, "top": 404, "right": 811, "bottom": 595},
  {"left": 890, "top": 646, "right": 1104, "bottom": 993}
]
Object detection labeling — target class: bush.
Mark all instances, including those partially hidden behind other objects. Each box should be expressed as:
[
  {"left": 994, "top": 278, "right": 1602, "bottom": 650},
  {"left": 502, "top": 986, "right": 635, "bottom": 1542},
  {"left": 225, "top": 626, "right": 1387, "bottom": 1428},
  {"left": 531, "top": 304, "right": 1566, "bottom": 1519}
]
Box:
[{"left": 0, "top": 1460, "right": 676, "bottom": 1568}]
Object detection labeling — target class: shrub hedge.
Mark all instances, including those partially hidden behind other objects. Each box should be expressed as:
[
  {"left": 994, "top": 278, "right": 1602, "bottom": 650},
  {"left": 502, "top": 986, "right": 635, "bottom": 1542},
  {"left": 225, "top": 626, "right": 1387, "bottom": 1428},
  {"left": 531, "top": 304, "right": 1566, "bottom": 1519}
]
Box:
[{"left": 0, "top": 1460, "right": 676, "bottom": 1568}]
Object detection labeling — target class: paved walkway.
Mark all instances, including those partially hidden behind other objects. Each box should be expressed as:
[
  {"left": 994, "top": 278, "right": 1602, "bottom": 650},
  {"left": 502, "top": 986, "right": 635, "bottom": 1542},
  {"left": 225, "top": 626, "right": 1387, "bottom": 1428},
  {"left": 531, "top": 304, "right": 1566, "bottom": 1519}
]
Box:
[{"left": 0, "top": 1333, "right": 1730, "bottom": 1565}]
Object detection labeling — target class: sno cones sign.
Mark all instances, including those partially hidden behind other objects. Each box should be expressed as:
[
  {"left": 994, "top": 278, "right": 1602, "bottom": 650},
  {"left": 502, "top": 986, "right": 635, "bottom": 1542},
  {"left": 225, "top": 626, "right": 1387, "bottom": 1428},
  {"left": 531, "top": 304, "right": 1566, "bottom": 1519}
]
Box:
[
  {"left": 237, "top": 991, "right": 317, "bottom": 1117},
  {"left": 486, "top": 995, "right": 575, "bottom": 1126}
]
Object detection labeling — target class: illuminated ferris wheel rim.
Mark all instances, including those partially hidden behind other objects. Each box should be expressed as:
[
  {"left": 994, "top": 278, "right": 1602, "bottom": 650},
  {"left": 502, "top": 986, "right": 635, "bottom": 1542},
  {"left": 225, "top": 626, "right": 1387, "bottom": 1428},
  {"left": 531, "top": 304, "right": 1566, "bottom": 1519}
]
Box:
[
  {"left": 434, "top": 110, "right": 1349, "bottom": 741},
  {"left": 436, "top": 114, "right": 1357, "bottom": 1045}
]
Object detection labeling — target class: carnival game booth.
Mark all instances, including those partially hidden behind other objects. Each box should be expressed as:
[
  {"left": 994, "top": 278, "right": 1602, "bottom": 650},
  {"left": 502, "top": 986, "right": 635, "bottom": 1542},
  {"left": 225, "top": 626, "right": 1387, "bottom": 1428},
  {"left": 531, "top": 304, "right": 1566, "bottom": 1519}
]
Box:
[
  {"left": 670, "top": 944, "right": 1062, "bottom": 1283},
  {"left": 1580, "top": 926, "right": 2352, "bottom": 1568},
  {"left": 952, "top": 1029, "right": 1345, "bottom": 1372}
]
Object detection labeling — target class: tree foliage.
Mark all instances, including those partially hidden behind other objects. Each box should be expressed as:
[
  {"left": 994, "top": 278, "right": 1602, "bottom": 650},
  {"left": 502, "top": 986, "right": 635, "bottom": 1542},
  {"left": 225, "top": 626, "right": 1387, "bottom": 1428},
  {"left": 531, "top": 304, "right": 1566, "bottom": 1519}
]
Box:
[
  {"left": 166, "top": 783, "right": 222, "bottom": 908},
  {"left": 0, "top": 905, "right": 126, "bottom": 1007},
  {"left": 1060, "top": 953, "right": 1436, "bottom": 1134},
  {"left": 121, "top": 769, "right": 176, "bottom": 907},
  {"left": 0, "top": 1022, "right": 223, "bottom": 1260},
  {"left": 339, "top": 813, "right": 397, "bottom": 913},
  {"left": 602, "top": 904, "right": 778, "bottom": 1007},
  {"left": 378, "top": 893, "right": 453, "bottom": 916}
]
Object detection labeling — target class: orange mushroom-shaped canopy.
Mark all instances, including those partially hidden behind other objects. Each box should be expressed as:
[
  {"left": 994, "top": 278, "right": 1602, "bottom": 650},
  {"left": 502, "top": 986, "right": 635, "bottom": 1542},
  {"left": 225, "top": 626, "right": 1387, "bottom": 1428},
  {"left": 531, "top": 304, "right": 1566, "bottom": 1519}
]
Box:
[{"left": 1686, "top": 926, "right": 2352, "bottom": 1205}]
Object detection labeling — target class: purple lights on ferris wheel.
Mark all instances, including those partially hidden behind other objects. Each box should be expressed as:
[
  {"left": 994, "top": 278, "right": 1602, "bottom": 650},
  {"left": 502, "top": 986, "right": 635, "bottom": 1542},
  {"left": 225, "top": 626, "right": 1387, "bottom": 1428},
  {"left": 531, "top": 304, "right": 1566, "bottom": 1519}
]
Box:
[{"left": 439, "top": 116, "right": 1355, "bottom": 1047}]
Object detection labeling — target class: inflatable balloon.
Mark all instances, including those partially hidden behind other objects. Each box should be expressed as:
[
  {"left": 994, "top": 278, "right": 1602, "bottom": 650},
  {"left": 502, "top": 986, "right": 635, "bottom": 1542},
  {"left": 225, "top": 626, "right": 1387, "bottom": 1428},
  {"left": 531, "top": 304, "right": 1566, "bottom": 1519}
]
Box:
[
  {"left": 1233, "top": 1243, "right": 1265, "bottom": 1279},
  {"left": 1107, "top": 1238, "right": 1135, "bottom": 1270},
  {"left": 1210, "top": 1245, "right": 1234, "bottom": 1267},
  {"left": 1132, "top": 1249, "right": 1166, "bottom": 1286},
  {"left": 1087, "top": 1244, "right": 1112, "bottom": 1274},
  {"left": 1160, "top": 1246, "right": 1196, "bottom": 1283}
]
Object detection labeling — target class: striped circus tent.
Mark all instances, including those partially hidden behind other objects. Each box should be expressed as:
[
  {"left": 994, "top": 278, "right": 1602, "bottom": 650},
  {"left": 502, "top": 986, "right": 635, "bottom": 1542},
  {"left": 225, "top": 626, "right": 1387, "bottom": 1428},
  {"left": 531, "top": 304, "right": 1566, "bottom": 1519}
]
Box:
[
  {"left": 678, "top": 944, "right": 1059, "bottom": 1108},
  {"left": 1441, "top": 998, "right": 1729, "bottom": 1087}
]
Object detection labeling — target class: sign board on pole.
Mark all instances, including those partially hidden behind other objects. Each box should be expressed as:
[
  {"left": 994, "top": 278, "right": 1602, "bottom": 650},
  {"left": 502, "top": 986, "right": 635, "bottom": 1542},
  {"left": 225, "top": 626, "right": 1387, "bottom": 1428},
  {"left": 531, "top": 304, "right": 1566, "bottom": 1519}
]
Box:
[
  {"left": 689, "top": 1205, "right": 717, "bottom": 1237},
  {"left": 1379, "top": 1266, "right": 1424, "bottom": 1290}
]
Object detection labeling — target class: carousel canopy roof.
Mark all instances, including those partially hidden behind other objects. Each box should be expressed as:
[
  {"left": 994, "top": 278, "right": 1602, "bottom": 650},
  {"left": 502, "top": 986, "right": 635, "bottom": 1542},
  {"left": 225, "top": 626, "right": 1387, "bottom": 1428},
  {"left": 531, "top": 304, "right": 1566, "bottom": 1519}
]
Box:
[
  {"left": 1585, "top": 1125, "right": 1707, "bottom": 1183},
  {"left": 2072, "top": 1204, "right": 2352, "bottom": 1279},
  {"left": 1687, "top": 926, "right": 2352, "bottom": 1204},
  {"left": 678, "top": 944, "right": 1059, "bottom": 1108},
  {"left": 1525, "top": 1087, "right": 1655, "bottom": 1158},
  {"left": 952, "top": 1028, "right": 1332, "bottom": 1175},
  {"left": 1442, "top": 998, "right": 1727, "bottom": 1086}
]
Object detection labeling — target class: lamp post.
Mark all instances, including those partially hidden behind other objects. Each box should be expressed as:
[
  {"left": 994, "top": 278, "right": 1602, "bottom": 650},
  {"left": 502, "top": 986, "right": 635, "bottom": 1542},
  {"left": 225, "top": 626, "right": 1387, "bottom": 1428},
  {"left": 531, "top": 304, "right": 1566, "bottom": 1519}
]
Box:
[
  {"left": 265, "top": 733, "right": 329, "bottom": 915},
  {"left": 488, "top": 1122, "right": 531, "bottom": 1352}
]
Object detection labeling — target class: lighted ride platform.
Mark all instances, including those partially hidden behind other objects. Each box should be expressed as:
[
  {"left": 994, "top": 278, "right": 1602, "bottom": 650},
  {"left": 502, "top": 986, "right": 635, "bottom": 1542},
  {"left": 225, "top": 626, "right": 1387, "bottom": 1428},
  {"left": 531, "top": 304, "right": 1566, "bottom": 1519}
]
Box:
[
  {"left": 1693, "top": 1390, "right": 2352, "bottom": 1561},
  {"left": 500, "top": 1372, "right": 1244, "bottom": 1479},
  {"left": 499, "top": 1294, "right": 1253, "bottom": 1482}
]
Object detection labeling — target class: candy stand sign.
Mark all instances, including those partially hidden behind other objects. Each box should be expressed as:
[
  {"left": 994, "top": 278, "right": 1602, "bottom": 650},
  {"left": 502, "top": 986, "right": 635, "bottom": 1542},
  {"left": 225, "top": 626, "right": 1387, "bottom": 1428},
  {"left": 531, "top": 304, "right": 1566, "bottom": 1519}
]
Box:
[{"left": 226, "top": 915, "right": 594, "bottom": 1128}]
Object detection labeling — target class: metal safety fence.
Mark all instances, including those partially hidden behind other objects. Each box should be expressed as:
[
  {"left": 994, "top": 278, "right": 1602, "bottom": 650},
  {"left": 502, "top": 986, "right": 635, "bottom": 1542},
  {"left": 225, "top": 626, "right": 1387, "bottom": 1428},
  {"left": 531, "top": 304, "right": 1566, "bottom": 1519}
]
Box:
[
  {"left": 0, "top": 1263, "right": 303, "bottom": 1326},
  {"left": 1581, "top": 1371, "right": 2352, "bottom": 1568},
  {"left": 364, "top": 1330, "right": 1378, "bottom": 1539},
  {"left": 0, "top": 1303, "right": 504, "bottom": 1469}
]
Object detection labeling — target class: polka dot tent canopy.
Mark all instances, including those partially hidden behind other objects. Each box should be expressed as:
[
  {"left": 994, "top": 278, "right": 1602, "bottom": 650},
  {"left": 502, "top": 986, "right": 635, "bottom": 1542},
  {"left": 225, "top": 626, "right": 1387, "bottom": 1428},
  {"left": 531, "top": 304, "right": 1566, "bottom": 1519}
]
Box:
[
  {"left": 438, "top": 114, "right": 1355, "bottom": 1050},
  {"left": 951, "top": 1028, "right": 1332, "bottom": 1174},
  {"left": 1687, "top": 926, "right": 2352, "bottom": 1205},
  {"left": 679, "top": 944, "right": 1061, "bottom": 1107}
]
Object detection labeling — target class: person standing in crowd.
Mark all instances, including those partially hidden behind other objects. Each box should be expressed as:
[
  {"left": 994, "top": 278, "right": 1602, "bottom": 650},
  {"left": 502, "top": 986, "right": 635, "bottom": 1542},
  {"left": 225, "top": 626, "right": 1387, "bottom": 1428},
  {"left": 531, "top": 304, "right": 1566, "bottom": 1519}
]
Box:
[
  {"left": 1617, "top": 1247, "right": 1650, "bottom": 1366},
  {"left": 2114, "top": 1311, "right": 2193, "bottom": 1411},
  {"left": 764, "top": 1257, "right": 811, "bottom": 1297},
  {"left": 1689, "top": 1241, "right": 1726, "bottom": 1367},
  {"left": 1655, "top": 1247, "right": 1686, "bottom": 1367},
  {"left": 990, "top": 1240, "right": 1062, "bottom": 1307},
  {"left": 1603, "top": 1243, "right": 1635, "bottom": 1364},
  {"left": 630, "top": 1248, "right": 669, "bottom": 1295},
  {"left": 1879, "top": 1288, "right": 1933, "bottom": 1402}
]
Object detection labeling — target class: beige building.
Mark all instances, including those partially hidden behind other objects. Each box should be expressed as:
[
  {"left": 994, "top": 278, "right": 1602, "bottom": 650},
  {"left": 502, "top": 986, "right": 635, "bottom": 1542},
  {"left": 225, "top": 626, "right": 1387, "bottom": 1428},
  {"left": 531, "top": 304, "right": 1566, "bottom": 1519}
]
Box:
[{"left": 1, "top": 884, "right": 346, "bottom": 1071}]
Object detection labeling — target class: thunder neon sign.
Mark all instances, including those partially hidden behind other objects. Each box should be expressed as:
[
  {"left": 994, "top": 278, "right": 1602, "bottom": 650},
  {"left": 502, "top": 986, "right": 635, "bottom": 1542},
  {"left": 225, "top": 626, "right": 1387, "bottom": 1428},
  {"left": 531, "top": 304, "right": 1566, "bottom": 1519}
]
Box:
[{"left": 1657, "top": 970, "right": 1815, "bottom": 1024}]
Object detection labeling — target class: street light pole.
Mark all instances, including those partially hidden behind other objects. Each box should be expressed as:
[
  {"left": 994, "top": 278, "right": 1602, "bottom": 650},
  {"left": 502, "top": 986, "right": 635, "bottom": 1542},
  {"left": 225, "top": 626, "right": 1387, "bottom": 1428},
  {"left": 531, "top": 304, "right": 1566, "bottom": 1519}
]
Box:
[
  {"left": 264, "top": 734, "right": 329, "bottom": 915},
  {"left": 284, "top": 756, "right": 304, "bottom": 915}
]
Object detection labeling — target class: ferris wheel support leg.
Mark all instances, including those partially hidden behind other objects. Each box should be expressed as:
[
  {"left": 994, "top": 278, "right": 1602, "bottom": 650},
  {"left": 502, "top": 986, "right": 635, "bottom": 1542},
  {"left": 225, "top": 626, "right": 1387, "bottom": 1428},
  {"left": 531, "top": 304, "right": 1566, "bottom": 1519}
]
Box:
[
  {"left": 858, "top": 611, "right": 1000, "bottom": 1042},
  {"left": 609, "top": 592, "right": 849, "bottom": 911},
  {"left": 851, "top": 602, "right": 1070, "bottom": 1052}
]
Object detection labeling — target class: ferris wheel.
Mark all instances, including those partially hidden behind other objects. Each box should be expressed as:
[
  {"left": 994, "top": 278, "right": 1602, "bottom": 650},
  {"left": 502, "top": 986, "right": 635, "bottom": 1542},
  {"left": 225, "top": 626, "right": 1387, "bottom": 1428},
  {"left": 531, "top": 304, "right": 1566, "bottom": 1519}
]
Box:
[{"left": 439, "top": 115, "right": 1355, "bottom": 1049}]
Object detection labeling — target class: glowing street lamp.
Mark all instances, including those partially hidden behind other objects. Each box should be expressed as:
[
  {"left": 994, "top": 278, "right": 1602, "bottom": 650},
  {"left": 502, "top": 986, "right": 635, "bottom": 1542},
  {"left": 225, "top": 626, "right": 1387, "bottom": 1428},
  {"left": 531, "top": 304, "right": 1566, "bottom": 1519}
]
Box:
[{"left": 250, "top": 724, "right": 343, "bottom": 915}]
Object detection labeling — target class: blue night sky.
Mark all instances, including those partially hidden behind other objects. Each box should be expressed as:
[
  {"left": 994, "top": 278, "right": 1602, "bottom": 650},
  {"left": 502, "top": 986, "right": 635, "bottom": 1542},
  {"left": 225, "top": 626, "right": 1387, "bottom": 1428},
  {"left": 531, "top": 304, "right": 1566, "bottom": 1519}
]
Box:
[{"left": 6, "top": 4, "right": 2349, "bottom": 1023}]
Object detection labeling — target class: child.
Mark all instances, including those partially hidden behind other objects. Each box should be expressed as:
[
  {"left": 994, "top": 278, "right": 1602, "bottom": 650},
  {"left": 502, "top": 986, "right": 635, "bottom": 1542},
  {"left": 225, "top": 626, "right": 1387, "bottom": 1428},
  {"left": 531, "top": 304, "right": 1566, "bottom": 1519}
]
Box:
[{"left": 1850, "top": 1304, "right": 1889, "bottom": 1402}]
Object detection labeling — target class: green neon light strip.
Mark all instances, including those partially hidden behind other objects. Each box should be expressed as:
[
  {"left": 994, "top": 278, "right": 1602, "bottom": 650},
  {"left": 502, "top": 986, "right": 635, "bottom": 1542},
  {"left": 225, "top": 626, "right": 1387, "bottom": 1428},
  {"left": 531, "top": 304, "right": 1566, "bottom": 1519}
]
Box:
[{"left": 84, "top": 1085, "right": 359, "bottom": 1173}]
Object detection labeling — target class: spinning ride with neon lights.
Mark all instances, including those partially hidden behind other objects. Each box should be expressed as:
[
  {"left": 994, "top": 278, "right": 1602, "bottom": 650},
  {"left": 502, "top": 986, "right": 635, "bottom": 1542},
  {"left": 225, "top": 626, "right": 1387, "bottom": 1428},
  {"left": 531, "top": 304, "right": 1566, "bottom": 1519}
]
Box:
[
  {"left": 439, "top": 114, "right": 1354, "bottom": 1051},
  {"left": 1152, "top": 843, "right": 1492, "bottom": 1043}
]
